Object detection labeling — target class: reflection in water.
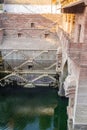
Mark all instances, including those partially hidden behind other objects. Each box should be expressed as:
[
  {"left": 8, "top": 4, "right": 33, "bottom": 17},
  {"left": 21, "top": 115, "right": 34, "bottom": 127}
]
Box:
[
  {"left": 0, "top": 88, "right": 68, "bottom": 130},
  {"left": 54, "top": 97, "right": 68, "bottom": 130}
]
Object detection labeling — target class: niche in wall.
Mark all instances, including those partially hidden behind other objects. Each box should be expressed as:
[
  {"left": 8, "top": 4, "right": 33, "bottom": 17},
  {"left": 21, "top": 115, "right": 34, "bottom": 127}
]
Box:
[
  {"left": 31, "top": 23, "right": 35, "bottom": 28},
  {"left": 77, "top": 24, "right": 81, "bottom": 42},
  {"left": 18, "top": 33, "right": 22, "bottom": 37},
  {"left": 45, "top": 33, "right": 50, "bottom": 38}
]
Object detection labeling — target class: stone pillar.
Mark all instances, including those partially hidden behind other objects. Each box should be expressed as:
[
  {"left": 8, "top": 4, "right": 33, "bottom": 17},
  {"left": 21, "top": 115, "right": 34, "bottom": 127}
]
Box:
[
  {"left": 62, "top": 14, "right": 68, "bottom": 32},
  {"left": 68, "top": 14, "right": 71, "bottom": 34},
  {"left": 63, "top": 75, "right": 76, "bottom": 130},
  {"left": 67, "top": 96, "right": 75, "bottom": 130},
  {"left": 69, "top": 14, "right": 75, "bottom": 36}
]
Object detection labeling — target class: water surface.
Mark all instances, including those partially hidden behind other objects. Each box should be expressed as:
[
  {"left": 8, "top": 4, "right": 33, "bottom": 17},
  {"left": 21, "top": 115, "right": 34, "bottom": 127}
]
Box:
[{"left": 0, "top": 88, "right": 68, "bottom": 130}]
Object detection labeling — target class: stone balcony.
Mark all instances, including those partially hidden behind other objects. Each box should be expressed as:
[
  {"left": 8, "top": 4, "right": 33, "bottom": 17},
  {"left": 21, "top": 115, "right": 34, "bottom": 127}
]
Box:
[{"left": 61, "top": 0, "right": 85, "bottom": 13}]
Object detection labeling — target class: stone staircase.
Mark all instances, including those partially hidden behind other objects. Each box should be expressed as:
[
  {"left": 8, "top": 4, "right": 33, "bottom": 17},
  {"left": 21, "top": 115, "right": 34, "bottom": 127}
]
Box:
[{"left": 74, "top": 68, "right": 87, "bottom": 130}]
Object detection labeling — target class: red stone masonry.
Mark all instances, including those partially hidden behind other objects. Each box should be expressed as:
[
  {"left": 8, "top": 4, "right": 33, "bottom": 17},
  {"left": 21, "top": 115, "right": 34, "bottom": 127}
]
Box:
[{"left": 0, "top": 13, "right": 61, "bottom": 38}]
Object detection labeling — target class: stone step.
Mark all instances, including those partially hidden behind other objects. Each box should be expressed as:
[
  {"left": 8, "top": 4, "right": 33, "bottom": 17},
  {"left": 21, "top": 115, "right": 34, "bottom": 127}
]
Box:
[
  {"left": 0, "top": 69, "right": 56, "bottom": 74},
  {"left": 78, "top": 87, "right": 87, "bottom": 94},
  {"left": 77, "top": 95, "right": 87, "bottom": 104},
  {"left": 75, "top": 105, "right": 87, "bottom": 124}
]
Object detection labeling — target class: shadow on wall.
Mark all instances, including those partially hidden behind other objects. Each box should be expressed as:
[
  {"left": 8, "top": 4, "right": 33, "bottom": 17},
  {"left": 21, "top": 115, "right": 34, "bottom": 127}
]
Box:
[
  {"left": 58, "top": 61, "right": 68, "bottom": 96},
  {"left": 62, "top": 61, "right": 68, "bottom": 82}
]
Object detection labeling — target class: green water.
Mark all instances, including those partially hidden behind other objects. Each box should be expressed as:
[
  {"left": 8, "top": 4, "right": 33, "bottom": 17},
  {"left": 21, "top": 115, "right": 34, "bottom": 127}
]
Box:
[{"left": 0, "top": 88, "right": 68, "bottom": 130}]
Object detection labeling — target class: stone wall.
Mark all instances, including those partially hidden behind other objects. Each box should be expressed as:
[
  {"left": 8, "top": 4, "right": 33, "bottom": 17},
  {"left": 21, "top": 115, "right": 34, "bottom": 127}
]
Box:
[
  {"left": 2, "top": 13, "right": 53, "bottom": 27},
  {"left": 57, "top": 5, "right": 87, "bottom": 130},
  {"left": 0, "top": 13, "right": 61, "bottom": 38},
  {"left": 74, "top": 7, "right": 87, "bottom": 66},
  {"left": 84, "top": 7, "right": 87, "bottom": 44},
  {"left": 74, "top": 7, "right": 87, "bottom": 43}
]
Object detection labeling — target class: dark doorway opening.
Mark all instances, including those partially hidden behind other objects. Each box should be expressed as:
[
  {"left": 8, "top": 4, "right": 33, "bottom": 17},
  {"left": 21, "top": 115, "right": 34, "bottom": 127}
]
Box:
[
  {"left": 18, "top": 33, "right": 22, "bottom": 37},
  {"left": 31, "top": 23, "right": 35, "bottom": 28},
  {"left": 45, "top": 33, "right": 49, "bottom": 38}
]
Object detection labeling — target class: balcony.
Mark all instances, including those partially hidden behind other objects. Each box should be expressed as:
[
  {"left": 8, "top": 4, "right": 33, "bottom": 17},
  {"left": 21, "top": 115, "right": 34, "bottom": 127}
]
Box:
[{"left": 61, "top": 0, "right": 85, "bottom": 13}]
